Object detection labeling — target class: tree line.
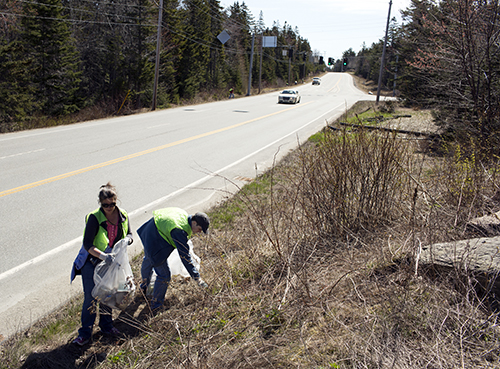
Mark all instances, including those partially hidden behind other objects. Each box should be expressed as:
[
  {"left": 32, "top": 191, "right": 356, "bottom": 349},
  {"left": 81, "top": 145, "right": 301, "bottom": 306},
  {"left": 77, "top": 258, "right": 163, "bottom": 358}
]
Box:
[
  {"left": 2, "top": 0, "right": 500, "bottom": 156},
  {"left": 0, "top": 0, "right": 323, "bottom": 132},
  {"left": 342, "top": 0, "right": 500, "bottom": 155}
]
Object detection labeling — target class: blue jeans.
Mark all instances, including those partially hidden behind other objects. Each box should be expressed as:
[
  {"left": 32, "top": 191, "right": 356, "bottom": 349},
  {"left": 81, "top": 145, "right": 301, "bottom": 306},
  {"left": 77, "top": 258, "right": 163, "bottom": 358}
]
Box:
[
  {"left": 78, "top": 259, "right": 113, "bottom": 339},
  {"left": 138, "top": 217, "right": 176, "bottom": 310},
  {"left": 141, "top": 255, "right": 171, "bottom": 310},
  {"left": 141, "top": 255, "right": 154, "bottom": 286}
]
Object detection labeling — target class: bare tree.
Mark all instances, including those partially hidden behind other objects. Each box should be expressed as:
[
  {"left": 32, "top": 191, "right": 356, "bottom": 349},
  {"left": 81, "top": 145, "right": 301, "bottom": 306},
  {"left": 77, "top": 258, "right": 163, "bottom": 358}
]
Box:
[{"left": 407, "top": 0, "right": 500, "bottom": 152}]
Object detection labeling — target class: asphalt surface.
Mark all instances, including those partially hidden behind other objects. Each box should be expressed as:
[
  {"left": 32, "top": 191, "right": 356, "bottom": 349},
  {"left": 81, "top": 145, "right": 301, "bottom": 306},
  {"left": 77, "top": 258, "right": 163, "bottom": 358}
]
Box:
[{"left": 0, "top": 72, "right": 383, "bottom": 341}]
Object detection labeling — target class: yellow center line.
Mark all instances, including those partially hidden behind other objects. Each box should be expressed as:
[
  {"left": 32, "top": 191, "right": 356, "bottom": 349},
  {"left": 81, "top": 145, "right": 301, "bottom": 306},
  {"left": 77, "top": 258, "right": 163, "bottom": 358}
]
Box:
[
  {"left": 0, "top": 102, "right": 313, "bottom": 198},
  {"left": 328, "top": 74, "right": 343, "bottom": 93}
]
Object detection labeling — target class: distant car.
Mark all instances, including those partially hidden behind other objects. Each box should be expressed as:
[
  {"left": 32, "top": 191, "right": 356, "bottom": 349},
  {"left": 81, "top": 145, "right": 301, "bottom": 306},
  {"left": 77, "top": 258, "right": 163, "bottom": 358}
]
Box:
[
  {"left": 312, "top": 77, "right": 321, "bottom": 85},
  {"left": 278, "top": 89, "right": 301, "bottom": 104}
]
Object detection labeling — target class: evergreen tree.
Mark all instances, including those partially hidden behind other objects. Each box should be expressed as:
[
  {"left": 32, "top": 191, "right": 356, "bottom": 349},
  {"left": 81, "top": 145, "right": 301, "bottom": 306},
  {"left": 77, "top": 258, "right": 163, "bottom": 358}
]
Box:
[
  {"left": 21, "top": 0, "right": 82, "bottom": 116},
  {"left": 0, "top": 41, "right": 37, "bottom": 130},
  {"left": 208, "top": 0, "right": 227, "bottom": 89},
  {"left": 178, "top": 0, "right": 212, "bottom": 99},
  {"left": 259, "top": 29, "right": 278, "bottom": 86},
  {"left": 0, "top": 0, "right": 36, "bottom": 129},
  {"left": 158, "top": 0, "right": 184, "bottom": 105},
  {"left": 120, "top": 0, "right": 156, "bottom": 108},
  {"left": 225, "top": 1, "right": 253, "bottom": 93},
  {"left": 398, "top": 0, "right": 440, "bottom": 106},
  {"left": 68, "top": 0, "right": 155, "bottom": 112}
]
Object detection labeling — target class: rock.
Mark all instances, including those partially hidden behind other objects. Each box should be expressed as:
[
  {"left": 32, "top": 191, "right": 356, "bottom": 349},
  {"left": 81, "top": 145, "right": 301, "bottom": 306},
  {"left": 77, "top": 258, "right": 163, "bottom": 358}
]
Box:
[
  {"left": 466, "top": 211, "right": 500, "bottom": 237},
  {"left": 420, "top": 236, "right": 500, "bottom": 273},
  {"left": 419, "top": 236, "right": 500, "bottom": 307}
]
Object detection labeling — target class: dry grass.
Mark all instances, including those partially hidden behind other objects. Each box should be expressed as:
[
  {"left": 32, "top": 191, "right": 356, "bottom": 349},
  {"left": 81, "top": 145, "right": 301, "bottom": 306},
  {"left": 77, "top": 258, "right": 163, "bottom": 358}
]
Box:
[
  {"left": 350, "top": 73, "right": 394, "bottom": 97},
  {"left": 0, "top": 73, "right": 324, "bottom": 133},
  {"left": 2, "top": 102, "right": 500, "bottom": 368}
]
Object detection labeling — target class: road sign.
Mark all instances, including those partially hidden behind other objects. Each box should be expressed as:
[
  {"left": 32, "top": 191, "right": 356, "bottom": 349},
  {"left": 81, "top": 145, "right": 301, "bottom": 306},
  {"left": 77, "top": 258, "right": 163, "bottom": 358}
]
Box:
[
  {"left": 262, "top": 36, "right": 277, "bottom": 48},
  {"left": 217, "top": 30, "right": 230, "bottom": 44}
]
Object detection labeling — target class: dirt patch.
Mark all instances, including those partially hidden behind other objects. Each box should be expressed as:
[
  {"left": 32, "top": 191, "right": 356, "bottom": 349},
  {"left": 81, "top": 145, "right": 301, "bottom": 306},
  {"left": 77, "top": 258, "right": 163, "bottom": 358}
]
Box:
[{"left": 380, "top": 109, "right": 439, "bottom": 134}]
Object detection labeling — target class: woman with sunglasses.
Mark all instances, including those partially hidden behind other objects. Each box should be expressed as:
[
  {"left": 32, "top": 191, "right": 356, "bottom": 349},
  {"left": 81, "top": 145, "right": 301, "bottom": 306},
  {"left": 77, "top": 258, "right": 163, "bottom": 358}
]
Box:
[{"left": 71, "top": 182, "right": 133, "bottom": 346}]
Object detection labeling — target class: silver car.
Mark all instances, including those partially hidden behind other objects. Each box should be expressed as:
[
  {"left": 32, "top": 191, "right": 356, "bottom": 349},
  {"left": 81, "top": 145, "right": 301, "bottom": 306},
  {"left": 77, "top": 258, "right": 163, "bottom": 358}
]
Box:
[{"left": 278, "top": 89, "right": 301, "bottom": 104}]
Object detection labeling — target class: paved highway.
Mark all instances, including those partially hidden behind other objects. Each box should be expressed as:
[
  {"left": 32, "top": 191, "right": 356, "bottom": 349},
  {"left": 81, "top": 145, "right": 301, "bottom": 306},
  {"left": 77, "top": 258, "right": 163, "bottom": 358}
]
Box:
[{"left": 0, "top": 72, "right": 382, "bottom": 340}]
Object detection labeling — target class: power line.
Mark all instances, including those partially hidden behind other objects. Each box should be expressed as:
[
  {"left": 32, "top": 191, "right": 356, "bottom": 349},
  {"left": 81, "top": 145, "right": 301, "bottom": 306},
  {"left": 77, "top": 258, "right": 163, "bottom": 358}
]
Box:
[
  {"left": 19, "top": 0, "right": 151, "bottom": 21},
  {"left": 183, "top": 0, "right": 249, "bottom": 32},
  {"left": 2, "top": 1, "right": 313, "bottom": 65},
  {"left": 0, "top": 10, "right": 156, "bottom": 27}
]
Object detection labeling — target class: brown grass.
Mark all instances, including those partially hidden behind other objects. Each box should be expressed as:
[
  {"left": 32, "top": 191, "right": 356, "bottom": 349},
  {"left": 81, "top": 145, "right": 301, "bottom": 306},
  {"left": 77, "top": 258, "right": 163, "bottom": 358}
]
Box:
[
  {"left": 2, "top": 102, "right": 500, "bottom": 368},
  {"left": 350, "top": 73, "right": 394, "bottom": 97}
]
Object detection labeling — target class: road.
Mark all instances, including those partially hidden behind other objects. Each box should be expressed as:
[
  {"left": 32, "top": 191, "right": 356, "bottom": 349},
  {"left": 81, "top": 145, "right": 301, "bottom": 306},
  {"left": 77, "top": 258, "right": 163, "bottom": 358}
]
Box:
[{"left": 0, "top": 72, "right": 383, "bottom": 341}]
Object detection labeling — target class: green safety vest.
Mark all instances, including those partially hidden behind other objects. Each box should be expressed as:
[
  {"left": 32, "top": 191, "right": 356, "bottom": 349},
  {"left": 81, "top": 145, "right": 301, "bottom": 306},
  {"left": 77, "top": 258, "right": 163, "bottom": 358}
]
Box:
[
  {"left": 153, "top": 207, "right": 192, "bottom": 248},
  {"left": 84, "top": 207, "right": 129, "bottom": 252}
]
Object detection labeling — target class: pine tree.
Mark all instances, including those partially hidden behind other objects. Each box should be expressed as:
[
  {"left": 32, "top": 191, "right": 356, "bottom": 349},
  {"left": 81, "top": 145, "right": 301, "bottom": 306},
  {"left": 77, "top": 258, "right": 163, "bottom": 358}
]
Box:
[
  {"left": 0, "top": 0, "right": 36, "bottom": 130},
  {"left": 120, "top": 0, "right": 156, "bottom": 109},
  {"left": 0, "top": 41, "right": 37, "bottom": 130},
  {"left": 225, "top": 2, "right": 253, "bottom": 93},
  {"left": 178, "top": 0, "right": 212, "bottom": 99},
  {"left": 21, "top": 0, "right": 82, "bottom": 116},
  {"left": 207, "top": 0, "right": 226, "bottom": 89},
  {"left": 157, "top": 0, "right": 184, "bottom": 105}
]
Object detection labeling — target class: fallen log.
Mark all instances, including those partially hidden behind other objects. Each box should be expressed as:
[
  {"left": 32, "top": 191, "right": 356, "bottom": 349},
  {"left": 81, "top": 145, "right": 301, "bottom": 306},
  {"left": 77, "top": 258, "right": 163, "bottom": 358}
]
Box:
[{"left": 330, "top": 122, "right": 431, "bottom": 137}]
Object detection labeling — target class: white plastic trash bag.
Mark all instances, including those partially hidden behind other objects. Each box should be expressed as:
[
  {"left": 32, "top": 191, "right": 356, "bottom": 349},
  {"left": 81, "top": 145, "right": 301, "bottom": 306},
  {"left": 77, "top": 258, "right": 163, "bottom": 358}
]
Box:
[
  {"left": 92, "top": 239, "right": 136, "bottom": 310},
  {"left": 145, "top": 240, "right": 201, "bottom": 296},
  {"left": 169, "top": 239, "right": 201, "bottom": 278}
]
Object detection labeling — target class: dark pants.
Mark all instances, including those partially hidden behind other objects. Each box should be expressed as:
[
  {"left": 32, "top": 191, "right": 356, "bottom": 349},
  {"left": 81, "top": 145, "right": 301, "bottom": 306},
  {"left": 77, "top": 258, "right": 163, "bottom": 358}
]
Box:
[
  {"left": 78, "top": 258, "right": 113, "bottom": 339},
  {"left": 138, "top": 218, "right": 175, "bottom": 310}
]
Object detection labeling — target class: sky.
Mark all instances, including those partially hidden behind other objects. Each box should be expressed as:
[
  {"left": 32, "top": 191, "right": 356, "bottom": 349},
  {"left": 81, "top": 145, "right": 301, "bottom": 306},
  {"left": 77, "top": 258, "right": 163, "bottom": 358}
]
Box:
[{"left": 219, "top": 0, "right": 413, "bottom": 61}]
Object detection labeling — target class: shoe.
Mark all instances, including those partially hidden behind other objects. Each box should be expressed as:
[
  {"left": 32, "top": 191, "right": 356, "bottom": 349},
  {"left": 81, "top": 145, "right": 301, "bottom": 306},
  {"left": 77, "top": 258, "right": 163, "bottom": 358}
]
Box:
[
  {"left": 140, "top": 280, "right": 151, "bottom": 298},
  {"left": 102, "top": 327, "right": 121, "bottom": 336},
  {"left": 140, "top": 279, "right": 149, "bottom": 293},
  {"left": 151, "top": 305, "right": 165, "bottom": 316},
  {"left": 72, "top": 336, "right": 90, "bottom": 346}
]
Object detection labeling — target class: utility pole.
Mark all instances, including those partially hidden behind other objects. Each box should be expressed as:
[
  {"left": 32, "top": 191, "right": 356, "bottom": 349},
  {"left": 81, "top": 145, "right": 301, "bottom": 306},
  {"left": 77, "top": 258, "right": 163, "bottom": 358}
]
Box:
[
  {"left": 303, "top": 53, "right": 306, "bottom": 81},
  {"left": 376, "top": 0, "right": 392, "bottom": 105},
  {"left": 258, "top": 34, "right": 263, "bottom": 94},
  {"left": 288, "top": 48, "right": 292, "bottom": 86},
  {"left": 152, "top": 0, "right": 163, "bottom": 111},
  {"left": 247, "top": 32, "right": 255, "bottom": 96}
]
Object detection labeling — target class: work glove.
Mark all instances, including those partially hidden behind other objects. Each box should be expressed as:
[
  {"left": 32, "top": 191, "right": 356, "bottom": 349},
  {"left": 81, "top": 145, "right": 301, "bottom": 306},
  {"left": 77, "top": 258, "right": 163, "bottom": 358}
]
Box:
[
  {"left": 99, "top": 252, "right": 115, "bottom": 265},
  {"left": 124, "top": 236, "right": 133, "bottom": 245},
  {"left": 196, "top": 278, "right": 208, "bottom": 289}
]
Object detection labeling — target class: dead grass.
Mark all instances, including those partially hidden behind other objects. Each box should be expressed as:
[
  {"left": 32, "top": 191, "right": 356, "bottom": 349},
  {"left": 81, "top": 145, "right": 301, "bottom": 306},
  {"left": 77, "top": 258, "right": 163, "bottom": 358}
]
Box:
[
  {"left": 2, "top": 102, "right": 500, "bottom": 368},
  {"left": 350, "top": 73, "right": 394, "bottom": 97}
]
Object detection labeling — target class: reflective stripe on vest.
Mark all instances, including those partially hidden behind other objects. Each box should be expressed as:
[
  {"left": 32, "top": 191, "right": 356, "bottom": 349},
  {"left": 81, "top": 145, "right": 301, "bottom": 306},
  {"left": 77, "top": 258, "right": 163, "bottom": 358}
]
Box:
[{"left": 153, "top": 207, "right": 192, "bottom": 248}]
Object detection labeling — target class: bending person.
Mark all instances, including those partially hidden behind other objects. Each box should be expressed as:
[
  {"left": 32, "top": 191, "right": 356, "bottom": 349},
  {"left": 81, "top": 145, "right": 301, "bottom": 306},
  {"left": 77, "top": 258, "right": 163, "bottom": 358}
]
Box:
[{"left": 138, "top": 207, "right": 209, "bottom": 312}]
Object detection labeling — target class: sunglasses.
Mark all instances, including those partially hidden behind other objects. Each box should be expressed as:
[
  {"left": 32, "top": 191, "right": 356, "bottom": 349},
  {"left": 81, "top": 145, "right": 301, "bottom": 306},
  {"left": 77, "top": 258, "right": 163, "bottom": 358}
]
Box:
[{"left": 101, "top": 202, "right": 116, "bottom": 208}]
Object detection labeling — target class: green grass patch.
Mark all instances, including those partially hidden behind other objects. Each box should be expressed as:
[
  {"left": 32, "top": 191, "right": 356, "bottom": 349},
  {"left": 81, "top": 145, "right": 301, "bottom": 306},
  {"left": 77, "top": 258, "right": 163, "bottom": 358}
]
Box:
[{"left": 209, "top": 172, "right": 277, "bottom": 229}]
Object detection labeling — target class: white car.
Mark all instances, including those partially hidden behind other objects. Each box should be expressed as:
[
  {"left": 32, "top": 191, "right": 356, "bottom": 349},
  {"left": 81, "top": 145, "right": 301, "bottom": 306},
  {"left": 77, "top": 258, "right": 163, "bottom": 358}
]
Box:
[
  {"left": 278, "top": 89, "right": 301, "bottom": 104},
  {"left": 312, "top": 77, "right": 321, "bottom": 85}
]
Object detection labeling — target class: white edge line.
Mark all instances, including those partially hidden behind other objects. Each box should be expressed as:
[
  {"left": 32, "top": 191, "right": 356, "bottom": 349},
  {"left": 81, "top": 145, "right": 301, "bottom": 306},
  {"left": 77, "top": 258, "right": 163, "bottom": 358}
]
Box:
[{"left": 0, "top": 104, "right": 343, "bottom": 283}]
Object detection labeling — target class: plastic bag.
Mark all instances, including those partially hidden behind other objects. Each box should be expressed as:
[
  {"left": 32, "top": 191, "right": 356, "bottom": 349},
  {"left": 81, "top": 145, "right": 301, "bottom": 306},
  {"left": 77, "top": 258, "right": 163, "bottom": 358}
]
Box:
[
  {"left": 92, "top": 239, "right": 136, "bottom": 310},
  {"left": 145, "top": 240, "right": 200, "bottom": 296},
  {"left": 169, "top": 239, "right": 201, "bottom": 278}
]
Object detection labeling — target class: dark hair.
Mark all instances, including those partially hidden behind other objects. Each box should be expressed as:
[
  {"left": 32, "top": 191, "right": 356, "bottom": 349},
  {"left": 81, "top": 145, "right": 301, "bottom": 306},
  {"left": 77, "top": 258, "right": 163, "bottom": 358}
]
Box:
[
  {"left": 192, "top": 212, "right": 210, "bottom": 234},
  {"left": 98, "top": 182, "right": 117, "bottom": 203}
]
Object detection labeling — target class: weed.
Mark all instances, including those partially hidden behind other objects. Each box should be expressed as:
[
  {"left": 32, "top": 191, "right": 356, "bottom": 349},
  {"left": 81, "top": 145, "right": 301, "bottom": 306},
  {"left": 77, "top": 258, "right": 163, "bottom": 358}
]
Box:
[
  {"left": 3, "top": 102, "right": 500, "bottom": 368},
  {"left": 108, "top": 350, "right": 127, "bottom": 364}
]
